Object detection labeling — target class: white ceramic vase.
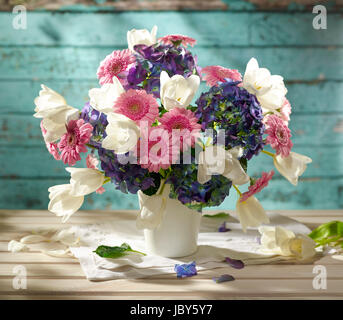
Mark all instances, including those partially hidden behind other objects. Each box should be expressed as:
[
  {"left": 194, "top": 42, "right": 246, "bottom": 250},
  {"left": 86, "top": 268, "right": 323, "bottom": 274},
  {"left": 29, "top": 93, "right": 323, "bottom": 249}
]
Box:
[{"left": 138, "top": 184, "right": 202, "bottom": 258}]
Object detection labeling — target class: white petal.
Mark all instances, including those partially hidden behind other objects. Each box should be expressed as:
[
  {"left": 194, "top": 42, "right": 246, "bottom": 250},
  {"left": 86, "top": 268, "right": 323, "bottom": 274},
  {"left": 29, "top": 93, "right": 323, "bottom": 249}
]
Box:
[
  {"left": 34, "top": 85, "right": 67, "bottom": 115},
  {"left": 42, "top": 248, "right": 73, "bottom": 258},
  {"left": 182, "top": 75, "right": 200, "bottom": 106},
  {"left": 48, "top": 184, "right": 84, "bottom": 221},
  {"left": 102, "top": 112, "right": 140, "bottom": 153},
  {"left": 160, "top": 73, "right": 199, "bottom": 110},
  {"left": 236, "top": 196, "right": 269, "bottom": 233},
  {"left": 274, "top": 152, "right": 312, "bottom": 186},
  {"left": 51, "top": 229, "right": 79, "bottom": 246},
  {"left": 136, "top": 191, "right": 166, "bottom": 230},
  {"left": 66, "top": 168, "right": 105, "bottom": 196},
  {"left": 20, "top": 235, "right": 48, "bottom": 244},
  {"left": 245, "top": 58, "right": 259, "bottom": 73},
  {"left": 150, "top": 25, "right": 158, "bottom": 43},
  {"left": 222, "top": 147, "right": 249, "bottom": 185},
  {"left": 127, "top": 26, "right": 157, "bottom": 51},
  {"left": 242, "top": 58, "right": 287, "bottom": 111},
  {"left": 223, "top": 158, "right": 249, "bottom": 185},
  {"left": 8, "top": 240, "right": 28, "bottom": 252},
  {"left": 89, "top": 77, "right": 124, "bottom": 114},
  {"left": 41, "top": 117, "right": 67, "bottom": 143}
]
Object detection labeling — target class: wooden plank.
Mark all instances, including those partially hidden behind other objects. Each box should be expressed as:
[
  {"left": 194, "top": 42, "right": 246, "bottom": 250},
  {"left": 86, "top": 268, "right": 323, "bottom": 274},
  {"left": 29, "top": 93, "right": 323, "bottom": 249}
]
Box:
[
  {"left": 247, "top": 0, "right": 343, "bottom": 11},
  {"left": 1, "top": 80, "right": 342, "bottom": 115},
  {"left": 1, "top": 213, "right": 341, "bottom": 229},
  {"left": 0, "top": 12, "right": 342, "bottom": 46},
  {"left": 0, "top": 278, "right": 342, "bottom": 298},
  {"left": 0, "top": 294, "right": 205, "bottom": 300},
  {"left": 0, "top": 0, "right": 342, "bottom": 12},
  {"left": 0, "top": 177, "right": 342, "bottom": 210},
  {"left": 1, "top": 113, "right": 342, "bottom": 147},
  {"left": 0, "top": 47, "right": 342, "bottom": 81},
  {"left": 1, "top": 209, "right": 343, "bottom": 218},
  {"left": 0, "top": 263, "right": 84, "bottom": 277},
  {"left": 0, "top": 252, "right": 78, "bottom": 263},
  {"left": 0, "top": 215, "right": 339, "bottom": 236},
  {"left": 0, "top": 145, "right": 341, "bottom": 179},
  {"left": 1, "top": 262, "right": 343, "bottom": 279},
  {"left": 0, "top": 0, "right": 228, "bottom": 12}
]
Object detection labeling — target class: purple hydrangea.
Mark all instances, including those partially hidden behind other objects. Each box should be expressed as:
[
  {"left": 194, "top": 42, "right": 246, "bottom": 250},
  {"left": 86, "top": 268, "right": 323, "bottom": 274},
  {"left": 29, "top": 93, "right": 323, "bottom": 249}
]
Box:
[
  {"left": 126, "top": 43, "right": 201, "bottom": 98},
  {"left": 80, "top": 103, "right": 159, "bottom": 195},
  {"left": 195, "top": 80, "right": 265, "bottom": 160},
  {"left": 168, "top": 155, "right": 232, "bottom": 211},
  {"left": 174, "top": 261, "right": 197, "bottom": 278}
]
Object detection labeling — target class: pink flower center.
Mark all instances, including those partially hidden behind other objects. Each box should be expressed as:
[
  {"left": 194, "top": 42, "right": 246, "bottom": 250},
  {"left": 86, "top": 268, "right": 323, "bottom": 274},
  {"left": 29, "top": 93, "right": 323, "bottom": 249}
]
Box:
[
  {"left": 119, "top": 98, "right": 148, "bottom": 121},
  {"left": 68, "top": 134, "right": 76, "bottom": 146},
  {"left": 276, "top": 127, "right": 288, "bottom": 145},
  {"left": 168, "top": 116, "right": 191, "bottom": 131},
  {"left": 106, "top": 60, "right": 124, "bottom": 76}
]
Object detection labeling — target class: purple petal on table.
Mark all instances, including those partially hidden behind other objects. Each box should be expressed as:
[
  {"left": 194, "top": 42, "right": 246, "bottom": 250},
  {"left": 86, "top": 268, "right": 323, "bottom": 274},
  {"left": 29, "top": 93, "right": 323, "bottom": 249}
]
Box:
[
  {"left": 213, "top": 274, "right": 235, "bottom": 283},
  {"left": 225, "top": 257, "right": 245, "bottom": 269},
  {"left": 218, "top": 222, "right": 231, "bottom": 232},
  {"left": 174, "top": 261, "right": 197, "bottom": 278}
]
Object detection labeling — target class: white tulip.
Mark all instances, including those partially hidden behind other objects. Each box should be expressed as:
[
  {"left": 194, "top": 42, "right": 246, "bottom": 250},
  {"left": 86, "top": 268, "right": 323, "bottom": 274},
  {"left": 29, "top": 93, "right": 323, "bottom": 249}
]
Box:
[
  {"left": 48, "top": 184, "right": 84, "bottom": 222},
  {"left": 243, "top": 58, "right": 287, "bottom": 112},
  {"left": 65, "top": 167, "right": 105, "bottom": 197},
  {"left": 102, "top": 112, "right": 140, "bottom": 154},
  {"left": 273, "top": 151, "right": 312, "bottom": 186},
  {"left": 160, "top": 71, "right": 200, "bottom": 110},
  {"left": 34, "top": 85, "right": 70, "bottom": 116},
  {"left": 197, "top": 145, "right": 249, "bottom": 185},
  {"left": 34, "top": 85, "right": 79, "bottom": 143},
  {"left": 137, "top": 191, "right": 167, "bottom": 230},
  {"left": 127, "top": 25, "right": 158, "bottom": 51},
  {"left": 259, "top": 225, "right": 317, "bottom": 260},
  {"left": 236, "top": 196, "right": 269, "bottom": 233},
  {"left": 88, "top": 76, "right": 125, "bottom": 114}
]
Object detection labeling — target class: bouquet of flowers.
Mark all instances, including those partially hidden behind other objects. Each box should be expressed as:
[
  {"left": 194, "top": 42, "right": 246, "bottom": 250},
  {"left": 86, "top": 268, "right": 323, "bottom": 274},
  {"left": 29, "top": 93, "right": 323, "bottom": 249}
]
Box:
[{"left": 33, "top": 26, "right": 312, "bottom": 232}]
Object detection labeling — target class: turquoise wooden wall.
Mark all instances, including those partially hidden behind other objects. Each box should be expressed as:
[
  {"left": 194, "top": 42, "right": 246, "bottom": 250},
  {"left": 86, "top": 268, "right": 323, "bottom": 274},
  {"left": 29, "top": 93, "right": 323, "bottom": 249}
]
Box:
[{"left": 0, "top": 3, "right": 342, "bottom": 211}]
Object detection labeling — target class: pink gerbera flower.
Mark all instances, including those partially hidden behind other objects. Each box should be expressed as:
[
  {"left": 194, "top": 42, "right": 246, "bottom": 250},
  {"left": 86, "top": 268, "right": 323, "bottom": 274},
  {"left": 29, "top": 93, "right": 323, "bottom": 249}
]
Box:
[
  {"left": 159, "top": 34, "right": 196, "bottom": 47},
  {"left": 202, "top": 66, "right": 242, "bottom": 87},
  {"left": 279, "top": 98, "right": 292, "bottom": 125},
  {"left": 240, "top": 170, "right": 275, "bottom": 202},
  {"left": 40, "top": 121, "right": 61, "bottom": 160},
  {"left": 265, "top": 115, "right": 293, "bottom": 157},
  {"left": 58, "top": 119, "right": 93, "bottom": 166},
  {"left": 113, "top": 89, "right": 159, "bottom": 125},
  {"left": 97, "top": 49, "right": 135, "bottom": 86},
  {"left": 137, "top": 127, "right": 179, "bottom": 173},
  {"left": 159, "top": 108, "right": 201, "bottom": 151}
]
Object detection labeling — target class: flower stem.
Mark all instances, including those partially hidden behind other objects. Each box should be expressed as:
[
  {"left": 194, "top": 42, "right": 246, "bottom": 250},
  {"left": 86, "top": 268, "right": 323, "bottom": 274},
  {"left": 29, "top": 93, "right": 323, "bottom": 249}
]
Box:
[
  {"left": 159, "top": 171, "right": 171, "bottom": 195},
  {"left": 86, "top": 143, "right": 97, "bottom": 150},
  {"left": 130, "top": 249, "right": 146, "bottom": 256},
  {"left": 261, "top": 150, "right": 275, "bottom": 157},
  {"left": 233, "top": 184, "right": 242, "bottom": 196}
]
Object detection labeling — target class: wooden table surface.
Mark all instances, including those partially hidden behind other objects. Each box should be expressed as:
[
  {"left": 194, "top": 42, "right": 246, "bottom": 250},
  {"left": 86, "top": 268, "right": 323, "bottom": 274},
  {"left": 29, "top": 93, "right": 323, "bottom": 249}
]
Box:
[{"left": 1, "top": 209, "right": 343, "bottom": 300}]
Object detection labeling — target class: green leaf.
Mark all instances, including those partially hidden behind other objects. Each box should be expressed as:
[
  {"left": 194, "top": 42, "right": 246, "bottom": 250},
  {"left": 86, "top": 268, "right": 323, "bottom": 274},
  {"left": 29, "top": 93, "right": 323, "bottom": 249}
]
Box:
[
  {"left": 308, "top": 221, "right": 343, "bottom": 247},
  {"left": 203, "top": 212, "right": 230, "bottom": 219},
  {"left": 94, "top": 243, "right": 146, "bottom": 259}
]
